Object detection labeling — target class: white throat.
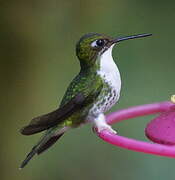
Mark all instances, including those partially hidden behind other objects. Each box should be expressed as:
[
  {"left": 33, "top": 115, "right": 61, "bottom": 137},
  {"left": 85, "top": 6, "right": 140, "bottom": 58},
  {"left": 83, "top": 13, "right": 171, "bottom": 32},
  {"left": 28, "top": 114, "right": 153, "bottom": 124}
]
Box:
[{"left": 98, "top": 45, "right": 121, "bottom": 94}]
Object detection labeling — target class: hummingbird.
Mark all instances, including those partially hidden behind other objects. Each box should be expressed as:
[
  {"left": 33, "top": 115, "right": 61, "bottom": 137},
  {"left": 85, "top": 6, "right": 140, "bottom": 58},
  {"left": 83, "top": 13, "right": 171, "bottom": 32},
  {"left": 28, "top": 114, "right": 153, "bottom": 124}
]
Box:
[{"left": 20, "top": 32, "right": 152, "bottom": 169}]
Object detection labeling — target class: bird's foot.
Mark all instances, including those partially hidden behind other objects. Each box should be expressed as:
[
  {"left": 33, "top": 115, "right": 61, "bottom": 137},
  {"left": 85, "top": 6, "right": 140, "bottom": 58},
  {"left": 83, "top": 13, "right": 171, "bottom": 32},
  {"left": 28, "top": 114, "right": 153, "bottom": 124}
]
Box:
[
  {"left": 93, "top": 113, "right": 117, "bottom": 134},
  {"left": 96, "top": 124, "right": 117, "bottom": 134}
]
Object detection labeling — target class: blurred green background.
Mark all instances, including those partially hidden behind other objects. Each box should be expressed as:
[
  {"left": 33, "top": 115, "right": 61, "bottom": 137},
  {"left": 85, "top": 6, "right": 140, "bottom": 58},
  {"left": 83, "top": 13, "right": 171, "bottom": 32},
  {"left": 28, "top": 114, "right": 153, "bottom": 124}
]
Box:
[{"left": 1, "top": 0, "right": 175, "bottom": 179}]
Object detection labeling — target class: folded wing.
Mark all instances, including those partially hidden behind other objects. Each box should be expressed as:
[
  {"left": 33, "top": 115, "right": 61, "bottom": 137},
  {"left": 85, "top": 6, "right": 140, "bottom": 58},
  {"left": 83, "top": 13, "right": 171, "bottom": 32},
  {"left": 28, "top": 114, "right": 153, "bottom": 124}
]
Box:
[{"left": 20, "top": 85, "right": 102, "bottom": 135}]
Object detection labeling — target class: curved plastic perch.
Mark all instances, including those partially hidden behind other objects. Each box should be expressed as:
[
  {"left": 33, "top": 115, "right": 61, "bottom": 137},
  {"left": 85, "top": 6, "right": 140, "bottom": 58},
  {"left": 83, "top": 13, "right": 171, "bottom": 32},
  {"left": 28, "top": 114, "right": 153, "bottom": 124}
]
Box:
[{"left": 95, "top": 101, "right": 175, "bottom": 158}]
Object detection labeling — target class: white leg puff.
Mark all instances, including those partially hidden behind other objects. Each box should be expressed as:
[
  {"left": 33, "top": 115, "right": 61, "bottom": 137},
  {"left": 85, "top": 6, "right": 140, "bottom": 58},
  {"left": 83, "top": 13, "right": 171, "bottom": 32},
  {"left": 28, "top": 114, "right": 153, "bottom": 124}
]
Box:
[{"left": 93, "top": 114, "right": 117, "bottom": 134}]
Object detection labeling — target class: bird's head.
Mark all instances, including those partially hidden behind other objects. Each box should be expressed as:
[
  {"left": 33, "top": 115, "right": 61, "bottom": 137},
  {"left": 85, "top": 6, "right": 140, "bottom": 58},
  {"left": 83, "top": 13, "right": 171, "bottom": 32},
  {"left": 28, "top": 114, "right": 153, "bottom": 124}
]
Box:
[{"left": 76, "top": 32, "right": 152, "bottom": 68}]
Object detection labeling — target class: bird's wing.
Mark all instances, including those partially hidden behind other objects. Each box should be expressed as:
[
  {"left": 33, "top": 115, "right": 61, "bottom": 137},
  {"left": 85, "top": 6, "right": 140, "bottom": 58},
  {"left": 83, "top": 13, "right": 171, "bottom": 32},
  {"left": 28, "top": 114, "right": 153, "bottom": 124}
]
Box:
[{"left": 20, "top": 84, "right": 103, "bottom": 135}]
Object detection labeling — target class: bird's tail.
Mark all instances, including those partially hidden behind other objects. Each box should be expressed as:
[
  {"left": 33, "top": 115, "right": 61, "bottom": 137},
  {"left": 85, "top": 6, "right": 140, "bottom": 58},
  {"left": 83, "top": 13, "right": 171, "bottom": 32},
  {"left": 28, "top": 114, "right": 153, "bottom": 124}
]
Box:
[{"left": 20, "top": 127, "right": 67, "bottom": 169}]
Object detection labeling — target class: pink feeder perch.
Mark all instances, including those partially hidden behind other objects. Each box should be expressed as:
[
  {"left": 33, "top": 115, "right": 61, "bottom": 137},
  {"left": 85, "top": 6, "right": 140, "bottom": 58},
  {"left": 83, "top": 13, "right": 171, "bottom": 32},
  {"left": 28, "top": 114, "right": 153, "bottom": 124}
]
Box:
[{"left": 95, "top": 101, "right": 175, "bottom": 158}]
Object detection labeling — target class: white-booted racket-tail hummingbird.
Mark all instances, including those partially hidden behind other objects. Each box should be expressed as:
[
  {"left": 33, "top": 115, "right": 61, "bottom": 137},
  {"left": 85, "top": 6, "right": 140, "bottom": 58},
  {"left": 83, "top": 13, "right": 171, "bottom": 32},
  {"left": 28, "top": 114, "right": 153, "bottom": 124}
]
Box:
[{"left": 20, "top": 32, "right": 152, "bottom": 169}]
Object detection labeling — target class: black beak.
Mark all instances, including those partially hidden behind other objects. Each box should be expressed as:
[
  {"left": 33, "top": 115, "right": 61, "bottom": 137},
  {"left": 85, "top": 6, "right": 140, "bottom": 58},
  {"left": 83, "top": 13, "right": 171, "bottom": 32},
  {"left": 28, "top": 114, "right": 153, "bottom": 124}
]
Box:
[{"left": 111, "top": 33, "right": 152, "bottom": 44}]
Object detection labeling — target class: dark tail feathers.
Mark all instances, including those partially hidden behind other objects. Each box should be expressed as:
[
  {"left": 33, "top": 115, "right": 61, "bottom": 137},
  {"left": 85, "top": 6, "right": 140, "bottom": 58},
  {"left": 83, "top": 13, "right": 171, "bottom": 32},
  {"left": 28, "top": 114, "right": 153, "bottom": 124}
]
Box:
[{"left": 20, "top": 132, "right": 64, "bottom": 169}]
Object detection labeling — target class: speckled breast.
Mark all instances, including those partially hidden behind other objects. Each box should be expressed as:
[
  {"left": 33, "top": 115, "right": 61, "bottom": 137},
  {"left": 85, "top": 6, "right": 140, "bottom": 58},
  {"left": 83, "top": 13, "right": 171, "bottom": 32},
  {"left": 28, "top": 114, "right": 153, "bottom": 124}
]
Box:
[{"left": 89, "top": 81, "right": 120, "bottom": 116}]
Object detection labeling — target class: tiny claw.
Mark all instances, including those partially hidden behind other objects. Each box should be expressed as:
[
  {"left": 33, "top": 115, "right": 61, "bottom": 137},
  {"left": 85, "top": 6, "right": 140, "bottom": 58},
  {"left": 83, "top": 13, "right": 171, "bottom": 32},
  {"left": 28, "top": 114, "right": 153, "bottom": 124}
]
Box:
[
  {"left": 92, "top": 126, "right": 97, "bottom": 133},
  {"left": 96, "top": 124, "right": 117, "bottom": 134},
  {"left": 104, "top": 126, "right": 117, "bottom": 134}
]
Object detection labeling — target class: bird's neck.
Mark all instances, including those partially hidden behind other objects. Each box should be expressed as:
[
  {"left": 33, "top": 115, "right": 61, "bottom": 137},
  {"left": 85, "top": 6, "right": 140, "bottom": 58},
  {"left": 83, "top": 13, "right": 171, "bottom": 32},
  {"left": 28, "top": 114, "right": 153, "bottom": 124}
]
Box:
[
  {"left": 98, "top": 45, "right": 117, "bottom": 74},
  {"left": 97, "top": 45, "right": 121, "bottom": 91},
  {"left": 80, "top": 45, "right": 120, "bottom": 81}
]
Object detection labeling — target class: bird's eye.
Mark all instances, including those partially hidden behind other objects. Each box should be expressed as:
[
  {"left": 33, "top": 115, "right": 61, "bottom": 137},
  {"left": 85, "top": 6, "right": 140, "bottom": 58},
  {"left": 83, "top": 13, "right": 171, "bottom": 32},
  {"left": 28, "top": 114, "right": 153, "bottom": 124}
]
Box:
[
  {"left": 91, "top": 39, "right": 105, "bottom": 48},
  {"left": 96, "top": 39, "right": 105, "bottom": 46}
]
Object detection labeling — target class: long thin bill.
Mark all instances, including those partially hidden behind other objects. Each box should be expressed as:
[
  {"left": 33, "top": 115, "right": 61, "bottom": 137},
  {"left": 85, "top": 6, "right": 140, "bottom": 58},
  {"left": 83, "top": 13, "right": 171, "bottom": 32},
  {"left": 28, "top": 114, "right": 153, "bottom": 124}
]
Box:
[{"left": 112, "top": 33, "right": 152, "bottom": 43}]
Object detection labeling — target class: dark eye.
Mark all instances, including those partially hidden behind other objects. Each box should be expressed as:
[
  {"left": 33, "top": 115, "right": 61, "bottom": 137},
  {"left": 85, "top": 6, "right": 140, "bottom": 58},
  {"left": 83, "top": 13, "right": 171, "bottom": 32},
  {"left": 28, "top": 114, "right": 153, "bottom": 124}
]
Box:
[
  {"left": 96, "top": 39, "right": 105, "bottom": 46},
  {"left": 91, "top": 39, "right": 106, "bottom": 48}
]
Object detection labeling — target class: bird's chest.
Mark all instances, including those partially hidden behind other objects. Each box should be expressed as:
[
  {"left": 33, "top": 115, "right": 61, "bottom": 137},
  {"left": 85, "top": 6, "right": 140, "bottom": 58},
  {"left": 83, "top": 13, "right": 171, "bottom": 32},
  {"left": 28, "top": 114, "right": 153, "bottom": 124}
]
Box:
[
  {"left": 86, "top": 46, "right": 122, "bottom": 121},
  {"left": 94, "top": 72, "right": 120, "bottom": 112},
  {"left": 90, "top": 55, "right": 121, "bottom": 113}
]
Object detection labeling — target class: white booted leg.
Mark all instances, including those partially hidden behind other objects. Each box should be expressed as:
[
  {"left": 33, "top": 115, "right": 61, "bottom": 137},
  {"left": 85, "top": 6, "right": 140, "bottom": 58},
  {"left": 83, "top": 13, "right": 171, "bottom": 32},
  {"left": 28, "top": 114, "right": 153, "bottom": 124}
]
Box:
[{"left": 93, "top": 114, "right": 117, "bottom": 134}]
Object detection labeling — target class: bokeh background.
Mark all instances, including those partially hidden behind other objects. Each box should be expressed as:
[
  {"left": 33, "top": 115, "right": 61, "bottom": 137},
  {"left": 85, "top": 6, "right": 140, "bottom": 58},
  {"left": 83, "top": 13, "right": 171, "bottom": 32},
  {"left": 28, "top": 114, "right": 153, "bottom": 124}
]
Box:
[{"left": 1, "top": 0, "right": 175, "bottom": 179}]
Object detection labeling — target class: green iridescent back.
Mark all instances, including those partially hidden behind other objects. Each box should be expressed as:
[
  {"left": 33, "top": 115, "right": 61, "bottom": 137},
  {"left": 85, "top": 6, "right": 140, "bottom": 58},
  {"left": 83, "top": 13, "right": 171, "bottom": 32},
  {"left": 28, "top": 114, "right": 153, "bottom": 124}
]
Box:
[{"left": 59, "top": 69, "right": 103, "bottom": 127}]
